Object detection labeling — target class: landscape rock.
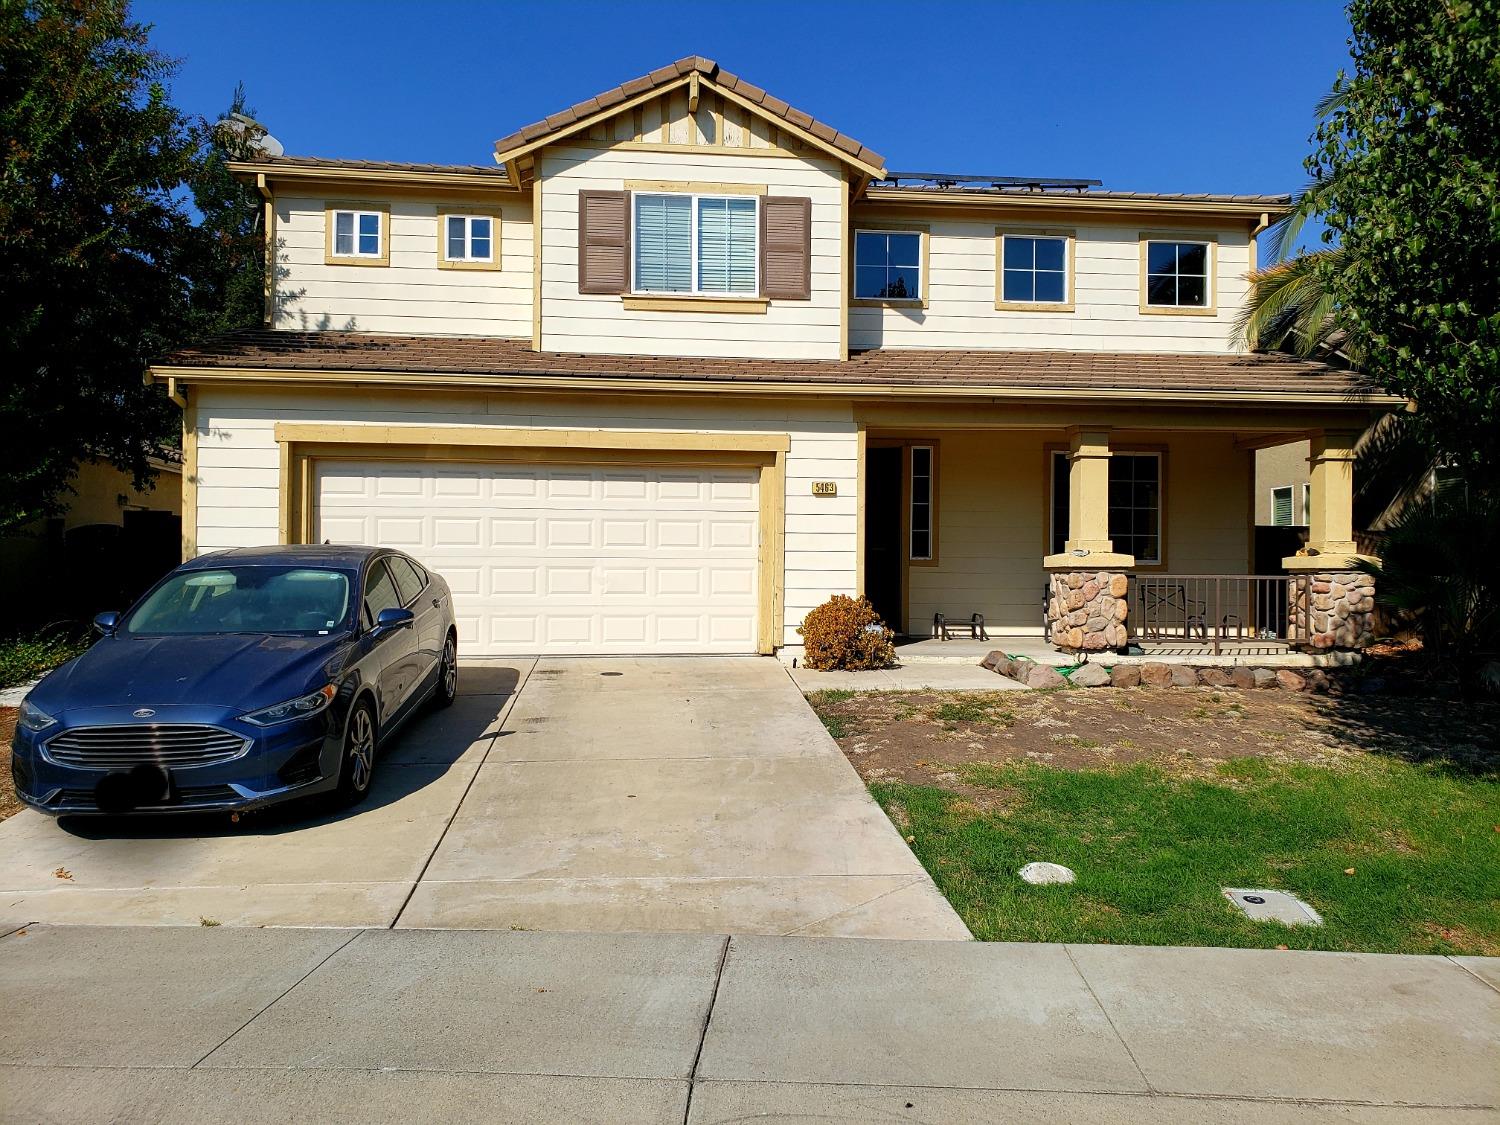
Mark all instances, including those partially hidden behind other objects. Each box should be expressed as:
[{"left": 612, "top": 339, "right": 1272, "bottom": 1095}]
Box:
[
  {"left": 1170, "top": 666, "right": 1199, "bottom": 687},
  {"left": 1139, "top": 662, "right": 1172, "bottom": 687},
  {"left": 1229, "top": 666, "right": 1257, "bottom": 690},
  {"left": 1252, "top": 668, "right": 1278, "bottom": 688},
  {"left": 1197, "top": 667, "right": 1233, "bottom": 688},
  {"left": 1019, "top": 862, "right": 1076, "bottom": 885},
  {"left": 1276, "top": 669, "right": 1308, "bottom": 692},
  {"left": 1025, "top": 664, "right": 1068, "bottom": 690},
  {"left": 1069, "top": 663, "right": 1112, "bottom": 688},
  {"left": 1109, "top": 664, "right": 1141, "bottom": 688},
  {"left": 981, "top": 650, "right": 1006, "bottom": 671}
]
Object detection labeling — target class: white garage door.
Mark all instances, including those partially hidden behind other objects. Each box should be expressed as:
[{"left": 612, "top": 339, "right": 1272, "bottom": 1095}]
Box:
[{"left": 313, "top": 459, "right": 760, "bottom": 655}]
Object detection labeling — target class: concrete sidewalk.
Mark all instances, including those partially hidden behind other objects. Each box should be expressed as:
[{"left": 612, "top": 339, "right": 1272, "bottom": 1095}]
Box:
[{"left": 1, "top": 923, "right": 1495, "bottom": 1123}]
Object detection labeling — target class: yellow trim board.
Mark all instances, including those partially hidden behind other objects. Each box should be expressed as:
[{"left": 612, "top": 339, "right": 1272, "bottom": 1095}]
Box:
[
  {"left": 624, "top": 180, "right": 766, "bottom": 196},
  {"left": 271, "top": 423, "right": 790, "bottom": 453},
  {"left": 622, "top": 295, "right": 768, "bottom": 314},
  {"left": 157, "top": 365, "right": 1400, "bottom": 409},
  {"left": 324, "top": 201, "right": 391, "bottom": 267}
]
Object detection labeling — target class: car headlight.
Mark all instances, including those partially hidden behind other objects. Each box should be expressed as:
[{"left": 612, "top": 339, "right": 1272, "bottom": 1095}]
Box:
[
  {"left": 18, "top": 699, "right": 56, "bottom": 733},
  {"left": 241, "top": 684, "right": 336, "bottom": 727}
]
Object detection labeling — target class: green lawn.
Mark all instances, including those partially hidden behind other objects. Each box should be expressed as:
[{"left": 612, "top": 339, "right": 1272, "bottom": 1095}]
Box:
[{"left": 872, "top": 756, "right": 1500, "bottom": 955}]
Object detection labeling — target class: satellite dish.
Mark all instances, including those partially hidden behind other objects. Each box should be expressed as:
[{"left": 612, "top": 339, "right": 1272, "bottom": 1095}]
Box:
[{"left": 216, "top": 112, "right": 283, "bottom": 157}]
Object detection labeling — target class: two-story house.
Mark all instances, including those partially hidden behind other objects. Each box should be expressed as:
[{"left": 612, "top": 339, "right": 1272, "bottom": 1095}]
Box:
[{"left": 152, "top": 57, "right": 1394, "bottom": 659}]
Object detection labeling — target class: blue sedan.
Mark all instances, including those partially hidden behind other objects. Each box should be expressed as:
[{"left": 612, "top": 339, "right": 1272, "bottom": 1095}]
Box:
[{"left": 11, "top": 545, "right": 458, "bottom": 816}]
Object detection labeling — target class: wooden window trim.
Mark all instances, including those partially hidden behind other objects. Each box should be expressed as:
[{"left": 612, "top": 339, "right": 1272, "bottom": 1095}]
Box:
[
  {"left": 995, "top": 227, "right": 1076, "bottom": 313},
  {"left": 437, "top": 208, "right": 501, "bottom": 271},
  {"left": 1138, "top": 231, "right": 1218, "bottom": 316},
  {"left": 325, "top": 201, "right": 390, "bottom": 267},
  {"left": 851, "top": 221, "right": 930, "bottom": 309},
  {"left": 1045, "top": 443, "right": 1169, "bottom": 570}
]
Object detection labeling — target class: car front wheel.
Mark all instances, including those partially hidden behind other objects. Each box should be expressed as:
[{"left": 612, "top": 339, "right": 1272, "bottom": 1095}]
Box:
[{"left": 334, "top": 699, "right": 377, "bottom": 807}]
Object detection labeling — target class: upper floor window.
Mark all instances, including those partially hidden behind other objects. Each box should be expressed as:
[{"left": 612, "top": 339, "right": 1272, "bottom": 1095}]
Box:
[
  {"left": 1143, "top": 239, "right": 1212, "bottom": 310},
  {"left": 326, "top": 203, "right": 389, "bottom": 266},
  {"left": 333, "top": 209, "right": 382, "bottom": 258},
  {"left": 445, "top": 215, "right": 493, "bottom": 262},
  {"left": 633, "top": 193, "right": 758, "bottom": 295},
  {"left": 999, "top": 232, "right": 1070, "bottom": 307},
  {"left": 854, "top": 230, "right": 923, "bottom": 303}
]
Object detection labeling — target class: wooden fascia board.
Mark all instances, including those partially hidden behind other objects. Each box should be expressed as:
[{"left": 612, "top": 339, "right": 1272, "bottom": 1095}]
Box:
[
  {"left": 492, "top": 74, "right": 886, "bottom": 180},
  {"left": 492, "top": 75, "right": 695, "bottom": 168},
  {"left": 150, "top": 364, "right": 1401, "bottom": 410},
  {"left": 227, "top": 161, "right": 521, "bottom": 194}
]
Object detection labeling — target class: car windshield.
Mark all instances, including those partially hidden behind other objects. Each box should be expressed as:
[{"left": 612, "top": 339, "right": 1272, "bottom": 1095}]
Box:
[{"left": 123, "top": 566, "right": 354, "bottom": 636}]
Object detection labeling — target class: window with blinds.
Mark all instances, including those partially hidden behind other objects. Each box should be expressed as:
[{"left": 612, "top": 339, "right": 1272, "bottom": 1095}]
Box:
[
  {"left": 633, "top": 193, "right": 758, "bottom": 295},
  {"left": 1271, "top": 485, "right": 1294, "bottom": 526}
]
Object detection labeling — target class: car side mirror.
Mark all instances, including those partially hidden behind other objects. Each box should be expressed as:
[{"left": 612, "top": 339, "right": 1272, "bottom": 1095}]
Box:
[
  {"left": 93, "top": 611, "right": 121, "bottom": 636},
  {"left": 371, "top": 607, "right": 415, "bottom": 636}
]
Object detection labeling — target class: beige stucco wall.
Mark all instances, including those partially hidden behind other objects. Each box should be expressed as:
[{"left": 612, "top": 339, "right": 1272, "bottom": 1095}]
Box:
[
  {"left": 1254, "top": 440, "right": 1311, "bottom": 524},
  {"left": 64, "top": 459, "right": 181, "bottom": 530},
  {"left": 904, "top": 430, "right": 1252, "bottom": 635}
]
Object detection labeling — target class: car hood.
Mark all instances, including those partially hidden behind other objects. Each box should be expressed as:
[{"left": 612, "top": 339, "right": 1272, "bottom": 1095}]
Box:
[{"left": 35, "top": 633, "right": 352, "bottom": 713}]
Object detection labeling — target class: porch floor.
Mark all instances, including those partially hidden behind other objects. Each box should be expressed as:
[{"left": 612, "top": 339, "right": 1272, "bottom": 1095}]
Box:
[{"left": 894, "top": 635, "right": 1359, "bottom": 669}]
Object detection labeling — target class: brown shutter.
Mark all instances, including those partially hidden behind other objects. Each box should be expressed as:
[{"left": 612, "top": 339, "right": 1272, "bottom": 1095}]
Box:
[
  {"left": 577, "top": 189, "right": 630, "bottom": 294},
  {"left": 760, "top": 195, "right": 812, "bottom": 300}
]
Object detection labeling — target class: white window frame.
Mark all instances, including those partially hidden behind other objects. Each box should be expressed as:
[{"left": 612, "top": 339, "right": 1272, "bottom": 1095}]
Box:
[
  {"left": 1142, "top": 238, "right": 1213, "bottom": 310},
  {"left": 1271, "top": 485, "right": 1295, "bottom": 527},
  {"left": 630, "top": 192, "right": 760, "bottom": 297},
  {"left": 909, "top": 444, "right": 935, "bottom": 562},
  {"left": 1049, "top": 449, "right": 1163, "bottom": 566},
  {"left": 853, "top": 228, "right": 926, "bottom": 304},
  {"left": 442, "top": 214, "right": 495, "bottom": 263},
  {"left": 998, "top": 232, "right": 1070, "bottom": 306},
  {"left": 331, "top": 208, "right": 384, "bottom": 259}
]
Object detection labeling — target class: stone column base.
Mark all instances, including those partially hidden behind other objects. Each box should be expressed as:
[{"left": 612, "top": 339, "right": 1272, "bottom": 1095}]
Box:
[
  {"left": 1287, "top": 571, "right": 1376, "bottom": 650},
  {"left": 1047, "top": 570, "right": 1129, "bottom": 653}
]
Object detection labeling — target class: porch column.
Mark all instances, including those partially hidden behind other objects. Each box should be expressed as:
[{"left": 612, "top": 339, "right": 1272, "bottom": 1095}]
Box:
[
  {"left": 1283, "top": 429, "right": 1378, "bottom": 650},
  {"left": 1045, "top": 427, "right": 1134, "bottom": 653}
]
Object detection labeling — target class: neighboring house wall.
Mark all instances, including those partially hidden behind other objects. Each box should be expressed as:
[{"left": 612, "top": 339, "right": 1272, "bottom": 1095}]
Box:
[
  {"left": 272, "top": 194, "right": 532, "bottom": 336},
  {"left": 63, "top": 459, "right": 181, "bottom": 528},
  {"left": 536, "top": 144, "right": 845, "bottom": 360},
  {"left": 904, "top": 431, "right": 1251, "bottom": 634},
  {"left": 191, "top": 386, "right": 859, "bottom": 648},
  {"left": 849, "top": 213, "right": 1251, "bottom": 354},
  {"left": 1255, "top": 440, "right": 1310, "bottom": 525}
]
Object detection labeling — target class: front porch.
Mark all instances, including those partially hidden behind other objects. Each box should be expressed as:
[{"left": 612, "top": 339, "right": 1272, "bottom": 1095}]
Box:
[{"left": 859, "top": 413, "right": 1378, "bottom": 659}]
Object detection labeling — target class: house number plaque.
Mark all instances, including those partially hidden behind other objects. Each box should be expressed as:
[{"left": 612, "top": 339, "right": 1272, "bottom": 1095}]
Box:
[{"left": 811, "top": 481, "right": 838, "bottom": 496}]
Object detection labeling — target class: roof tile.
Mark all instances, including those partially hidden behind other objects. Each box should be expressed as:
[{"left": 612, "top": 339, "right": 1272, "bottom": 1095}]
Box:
[{"left": 157, "top": 331, "right": 1379, "bottom": 404}]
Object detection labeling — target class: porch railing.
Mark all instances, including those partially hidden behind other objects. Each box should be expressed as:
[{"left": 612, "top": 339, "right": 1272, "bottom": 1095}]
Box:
[{"left": 1128, "top": 574, "right": 1302, "bottom": 655}]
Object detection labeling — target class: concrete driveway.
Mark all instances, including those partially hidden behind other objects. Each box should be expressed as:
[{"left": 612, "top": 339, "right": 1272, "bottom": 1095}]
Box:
[{"left": 0, "top": 658, "right": 966, "bottom": 939}]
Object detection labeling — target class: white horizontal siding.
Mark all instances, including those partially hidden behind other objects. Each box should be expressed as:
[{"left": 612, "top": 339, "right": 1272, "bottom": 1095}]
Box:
[
  {"left": 191, "top": 387, "right": 859, "bottom": 650},
  {"left": 849, "top": 216, "right": 1252, "bottom": 355},
  {"left": 538, "top": 145, "right": 845, "bottom": 361},
  {"left": 272, "top": 194, "right": 532, "bottom": 338}
]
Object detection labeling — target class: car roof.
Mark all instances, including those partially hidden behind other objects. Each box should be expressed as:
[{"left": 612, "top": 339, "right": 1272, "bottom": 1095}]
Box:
[{"left": 181, "top": 545, "right": 388, "bottom": 570}]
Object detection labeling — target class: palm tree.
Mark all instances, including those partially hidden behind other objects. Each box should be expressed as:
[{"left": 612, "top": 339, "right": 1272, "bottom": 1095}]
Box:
[{"left": 1235, "top": 90, "right": 1352, "bottom": 358}]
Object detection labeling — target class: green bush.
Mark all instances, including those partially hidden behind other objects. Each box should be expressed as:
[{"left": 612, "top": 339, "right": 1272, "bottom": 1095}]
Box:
[
  {"left": 0, "top": 628, "right": 91, "bottom": 690},
  {"left": 797, "top": 595, "right": 895, "bottom": 671}
]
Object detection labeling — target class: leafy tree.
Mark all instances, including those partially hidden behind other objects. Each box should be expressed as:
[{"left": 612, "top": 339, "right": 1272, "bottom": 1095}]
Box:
[
  {"left": 181, "top": 84, "right": 268, "bottom": 340},
  {"left": 1357, "top": 491, "right": 1500, "bottom": 695},
  {"left": 1311, "top": 0, "right": 1500, "bottom": 485},
  {"left": 0, "top": 0, "right": 198, "bottom": 531}
]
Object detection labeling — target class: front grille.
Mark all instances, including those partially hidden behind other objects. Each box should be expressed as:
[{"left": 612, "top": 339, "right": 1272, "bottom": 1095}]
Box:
[
  {"left": 43, "top": 724, "right": 250, "bottom": 770},
  {"left": 53, "top": 784, "right": 242, "bottom": 810}
]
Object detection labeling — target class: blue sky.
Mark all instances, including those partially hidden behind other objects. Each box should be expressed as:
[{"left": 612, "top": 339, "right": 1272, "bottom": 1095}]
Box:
[{"left": 139, "top": 0, "right": 1352, "bottom": 230}]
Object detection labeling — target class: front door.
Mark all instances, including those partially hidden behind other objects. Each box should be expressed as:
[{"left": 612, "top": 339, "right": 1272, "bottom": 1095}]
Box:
[{"left": 864, "top": 446, "right": 904, "bottom": 633}]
